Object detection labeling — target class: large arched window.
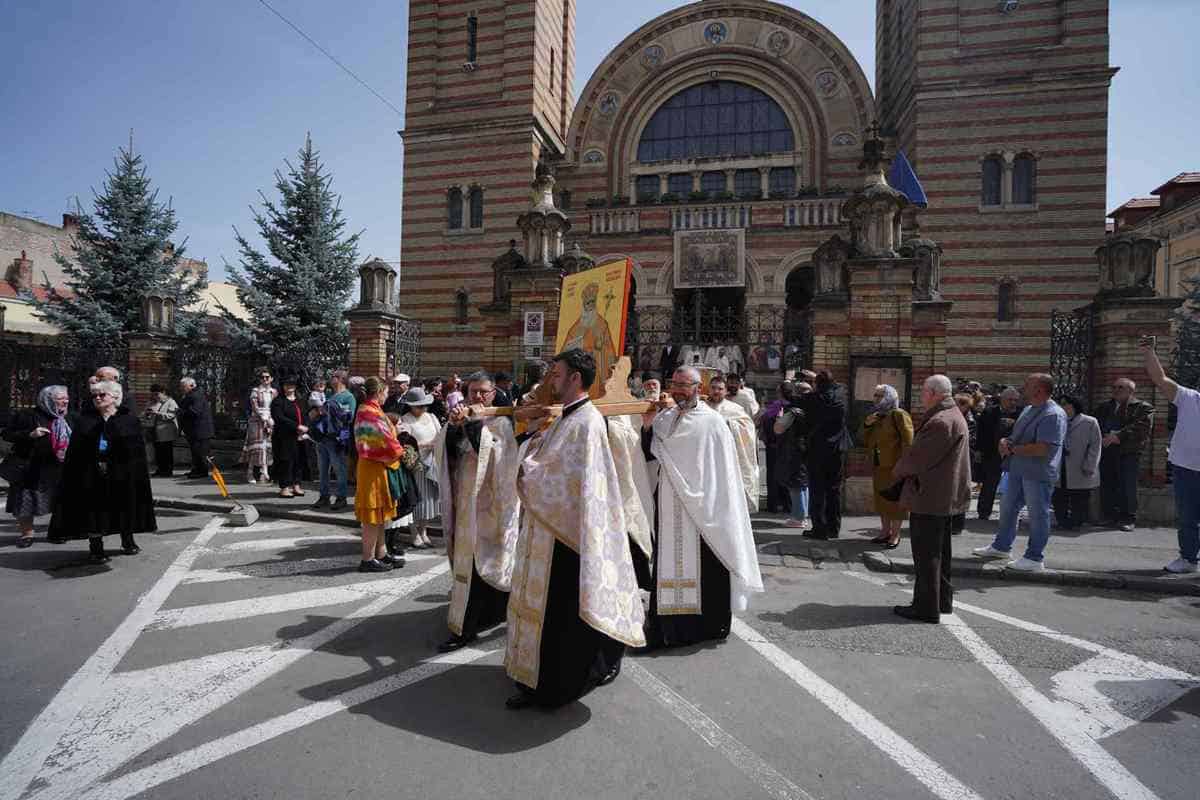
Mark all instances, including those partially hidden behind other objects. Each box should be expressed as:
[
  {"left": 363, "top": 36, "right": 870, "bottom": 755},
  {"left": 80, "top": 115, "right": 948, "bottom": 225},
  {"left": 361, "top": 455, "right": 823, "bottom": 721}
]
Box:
[{"left": 637, "top": 81, "right": 794, "bottom": 163}]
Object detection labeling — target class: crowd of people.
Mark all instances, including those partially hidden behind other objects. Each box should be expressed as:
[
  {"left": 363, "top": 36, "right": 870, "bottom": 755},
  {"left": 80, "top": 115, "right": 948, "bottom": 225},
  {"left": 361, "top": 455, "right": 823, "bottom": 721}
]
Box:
[{"left": 4, "top": 338, "right": 1198, "bottom": 705}]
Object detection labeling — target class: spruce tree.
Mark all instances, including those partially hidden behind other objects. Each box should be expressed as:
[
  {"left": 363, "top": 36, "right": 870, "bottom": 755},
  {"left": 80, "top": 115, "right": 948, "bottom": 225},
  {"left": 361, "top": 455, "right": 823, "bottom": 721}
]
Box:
[
  {"left": 222, "top": 135, "right": 359, "bottom": 380},
  {"left": 35, "top": 142, "right": 206, "bottom": 351}
]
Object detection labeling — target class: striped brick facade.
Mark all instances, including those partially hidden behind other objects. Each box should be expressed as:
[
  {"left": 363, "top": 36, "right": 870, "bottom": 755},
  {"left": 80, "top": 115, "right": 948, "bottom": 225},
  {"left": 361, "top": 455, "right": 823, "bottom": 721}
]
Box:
[
  {"left": 876, "top": 0, "right": 1115, "bottom": 386},
  {"left": 400, "top": 0, "right": 1115, "bottom": 388}
]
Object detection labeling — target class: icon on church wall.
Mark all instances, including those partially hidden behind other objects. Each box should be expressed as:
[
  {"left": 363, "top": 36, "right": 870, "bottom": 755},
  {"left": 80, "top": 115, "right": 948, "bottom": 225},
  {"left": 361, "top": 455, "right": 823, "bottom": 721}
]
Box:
[
  {"left": 674, "top": 229, "right": 746, "bottom": 289},
  {"left": 767, "top": 30, "right": 791, "bottom": 56},
  {"left": 641, "top": 44, "right": 665, "bottom": 69},
  {"left": 815, "top": 70, "right": 840, "bottom": 97},
  {"left": 555, "top": 258, "right": 632, "bottom": 397},
  {"left": 704, "top": 21, "right": 728, "bottom": 45},
  {"left": 583, "top": 149, "right": 605, "bottom": 164},
  {"left": 832, "top": 132, "right": 857, "bottom": 147},
  {"left": 598, "top": 92, "right": 620, "bottom": 117}
]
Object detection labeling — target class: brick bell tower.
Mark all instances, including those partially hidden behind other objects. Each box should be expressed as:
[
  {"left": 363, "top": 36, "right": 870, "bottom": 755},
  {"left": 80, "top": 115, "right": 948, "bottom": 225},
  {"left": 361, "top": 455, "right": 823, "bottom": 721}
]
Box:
[{"left": 399, "top": 0, "right": 576, "bottom": 376}]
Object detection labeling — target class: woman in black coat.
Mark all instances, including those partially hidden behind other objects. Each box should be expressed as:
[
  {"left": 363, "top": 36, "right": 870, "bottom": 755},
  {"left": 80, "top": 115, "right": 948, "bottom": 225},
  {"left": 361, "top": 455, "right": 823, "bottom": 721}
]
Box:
[
  {"left": 3, "top": 385, "right": 78, "bottom": 548},
  {"left": 48, "top": 380, "right": 156, "bottom": 563},
  {"left": 270, "top": 376, "right": 309, "bottom": 498}
]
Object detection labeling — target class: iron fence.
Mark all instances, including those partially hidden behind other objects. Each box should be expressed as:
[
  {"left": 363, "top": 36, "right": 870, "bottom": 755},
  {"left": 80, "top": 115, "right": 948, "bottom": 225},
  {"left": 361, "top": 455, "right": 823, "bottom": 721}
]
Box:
[
  {"left": 1049, "top": 307, "right": 1095, "bottom": 409},
  {"left": 387, "top": 316, "right": 422, "bottom": 379},
  {"left": 0, "top": 336, "right": 128, "bottom": 426}
]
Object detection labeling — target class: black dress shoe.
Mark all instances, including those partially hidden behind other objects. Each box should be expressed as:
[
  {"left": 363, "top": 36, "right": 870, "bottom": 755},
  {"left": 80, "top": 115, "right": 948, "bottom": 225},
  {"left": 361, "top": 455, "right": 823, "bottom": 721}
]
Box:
[
  {"left": 311, "top": 495, "right": 331, "bottom": 509},
  {"left": 330, "top": 498, "right": 349, "bottom": 512},
  {"left": 597, "top": 662, "right": 621, "bottom": 686},
  {"left": 358, "top": 559, "right": 392, "bottom": 573},
  {"left": 88, "top": 552, "right": 111, "bottom": 565},
  {"left": 893, "top": 605, "right": 939, "bottom": 624},
  {"left": 505, "top": 691, "right": 536, "bottom": 710},
  {"left": 437, "top": 634, "right": 477, "bottom": 653},
  {"left": 121, "top": 543, "right": 141, "bottom": 555},
  {"left": 379, "top": 552, "right": 405, "bottom": 568}
]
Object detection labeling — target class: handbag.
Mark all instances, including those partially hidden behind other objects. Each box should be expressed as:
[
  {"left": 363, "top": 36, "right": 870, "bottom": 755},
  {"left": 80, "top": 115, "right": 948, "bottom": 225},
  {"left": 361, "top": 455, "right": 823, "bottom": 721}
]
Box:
[{"left": 0, "top": 453, "right": 30, "bottom": 484}]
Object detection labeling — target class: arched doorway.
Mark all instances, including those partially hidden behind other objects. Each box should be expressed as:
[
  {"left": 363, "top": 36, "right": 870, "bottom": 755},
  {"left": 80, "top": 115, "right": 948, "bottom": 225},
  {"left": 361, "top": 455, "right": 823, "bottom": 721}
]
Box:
[{"left": 783, "top": 264, "right": 815, "bottom": 373}]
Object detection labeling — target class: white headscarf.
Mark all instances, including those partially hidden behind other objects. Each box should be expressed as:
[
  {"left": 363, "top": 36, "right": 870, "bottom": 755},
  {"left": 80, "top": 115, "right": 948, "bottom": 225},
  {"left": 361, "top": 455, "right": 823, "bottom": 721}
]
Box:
[{"left": 872, "top": 384, "right": 899, "bottom": 414}]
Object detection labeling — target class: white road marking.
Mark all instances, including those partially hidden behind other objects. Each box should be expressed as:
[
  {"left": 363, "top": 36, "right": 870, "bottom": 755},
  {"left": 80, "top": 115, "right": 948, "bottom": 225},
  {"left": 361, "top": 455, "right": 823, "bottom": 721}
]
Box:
[
  {"left": 730, "top": 618, "right": 985, "bottom": 800},
  {"left": 941, "top": 614, "right": 1163, "bottom": 800},
  {"left": 0, "top": 517, "right": 227, "bottom": 800},
  {"left": 627, "top": 662, "right": 815, "bottom": 800},
  {"left": 76, "top": 644, "right": 498, "bottom": 800},
  {"left": 180, "top": 553, "right": 441, "bottom": 584},
  {"left": 148, "top": 577, "right": 412, "bottom": 629},
  {"left": 843, "top": 570, "right": 1199, "bottom": 734},
  {"left": 4, "top": 548, "right": 450, "bottom": 800},
  {"left": 217, "top": 534, "right": 361, "bottom": 552}
]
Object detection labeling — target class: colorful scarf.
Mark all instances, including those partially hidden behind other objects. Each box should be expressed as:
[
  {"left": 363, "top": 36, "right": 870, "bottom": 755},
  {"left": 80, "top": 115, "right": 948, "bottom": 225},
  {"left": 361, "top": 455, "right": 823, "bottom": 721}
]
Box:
[
  {"left": 354, "top": 400, "right": 404, "bottom": 463},
  {"left": 872, "top": 385, "right": 900, "bottom": 415},
  {"left": 37, "top": 385, "right": 71, "bottom": 462}
]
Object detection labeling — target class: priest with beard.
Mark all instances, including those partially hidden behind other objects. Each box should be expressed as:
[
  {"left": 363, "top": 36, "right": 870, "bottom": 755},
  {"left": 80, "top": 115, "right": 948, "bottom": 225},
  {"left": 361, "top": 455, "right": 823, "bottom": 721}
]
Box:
[
  {"left": 641, "top": 366, "right": 764, "bottom": 648},
  {"left": 504, "top": 348, "right": 646, "bottom": 709},
  {"left": 434, "top": 372, "right": 522, "bottom": 652},
  {"left": 704, "top": 375, "right": 761, "bottom": 513}
]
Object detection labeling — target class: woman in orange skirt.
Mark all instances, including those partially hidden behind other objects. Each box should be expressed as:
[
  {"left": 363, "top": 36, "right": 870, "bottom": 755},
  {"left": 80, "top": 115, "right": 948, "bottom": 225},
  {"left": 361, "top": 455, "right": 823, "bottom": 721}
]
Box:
[{"left": 353, "top": 376, "right": 406, "bottom": 572}]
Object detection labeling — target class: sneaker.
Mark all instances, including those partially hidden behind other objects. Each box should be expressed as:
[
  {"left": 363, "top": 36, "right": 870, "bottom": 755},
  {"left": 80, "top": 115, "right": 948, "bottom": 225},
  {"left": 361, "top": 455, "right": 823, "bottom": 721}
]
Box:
[
  {"left": 1119, "top": 523, "right": 1136, "bottom": 532},
  {"left": 1007, "top": 557, "right": 1045, "bottom": 572},
  {"left": 1163, "top": 558, "right": 1199, "bottom": 574},
  {"left": 972, "top": 545, "right": 1010, "bottom": 560}
]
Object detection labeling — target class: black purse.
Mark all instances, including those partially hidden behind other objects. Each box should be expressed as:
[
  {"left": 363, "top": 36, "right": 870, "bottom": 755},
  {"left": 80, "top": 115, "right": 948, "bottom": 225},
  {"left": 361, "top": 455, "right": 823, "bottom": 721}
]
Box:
[{"left": 0, "top": 453, "right": 30, "bottom": 484}]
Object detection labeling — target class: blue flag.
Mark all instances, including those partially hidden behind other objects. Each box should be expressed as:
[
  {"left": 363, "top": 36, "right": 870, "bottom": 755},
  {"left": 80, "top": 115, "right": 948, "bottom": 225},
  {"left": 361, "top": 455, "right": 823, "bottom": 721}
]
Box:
[{"left": 888, "top": 149, "right": 928, "bottom": 208}]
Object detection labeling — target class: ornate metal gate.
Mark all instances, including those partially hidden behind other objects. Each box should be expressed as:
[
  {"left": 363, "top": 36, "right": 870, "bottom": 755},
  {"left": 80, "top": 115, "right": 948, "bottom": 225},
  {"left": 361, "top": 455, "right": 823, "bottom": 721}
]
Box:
[
  {"left": 1049, "top": 307, "right": 1095, "bottom": 407},
  {"left": 170, "top": 344, "right": 259, "bottom": 437},
  {"left": 0, "top": 336, "right": 128, "bottom": 425},
  {"left": 628, "top": 303, "right": 811, "bottom": 377},
  {"left": 387, "top": 316, "right": 421, "bottom": 379}
]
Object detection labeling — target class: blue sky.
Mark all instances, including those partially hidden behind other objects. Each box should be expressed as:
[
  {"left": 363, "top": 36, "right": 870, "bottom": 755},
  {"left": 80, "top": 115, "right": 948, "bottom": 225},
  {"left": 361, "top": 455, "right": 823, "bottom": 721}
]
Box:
[{"left": 1, "top": 1, "right": 1196, "bottom": 282}]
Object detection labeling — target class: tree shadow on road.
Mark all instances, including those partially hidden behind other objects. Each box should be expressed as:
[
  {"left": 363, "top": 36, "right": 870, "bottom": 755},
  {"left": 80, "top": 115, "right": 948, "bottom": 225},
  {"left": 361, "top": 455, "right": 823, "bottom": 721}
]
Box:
[{"left": 283, "top": 605, "right": 591, "bottom": 751}]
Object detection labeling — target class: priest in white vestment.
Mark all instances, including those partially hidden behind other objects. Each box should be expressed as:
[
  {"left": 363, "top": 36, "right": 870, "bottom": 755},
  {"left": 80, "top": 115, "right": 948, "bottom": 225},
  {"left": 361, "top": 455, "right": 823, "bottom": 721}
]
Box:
[
  {"left": 640, "top": 367, "right": 764, "bottom": 648},
  {"left": 705, "top": 375, "right": 760, "bottom": 513},
  {"left": 727, "top": 373, "right": 760, "bottom": 418},
  {"left": 505, "top": 349, "right": 646, "bottom": 709},
  {"left": 434, "top": 373, "right": 521, "bottom": 652}
]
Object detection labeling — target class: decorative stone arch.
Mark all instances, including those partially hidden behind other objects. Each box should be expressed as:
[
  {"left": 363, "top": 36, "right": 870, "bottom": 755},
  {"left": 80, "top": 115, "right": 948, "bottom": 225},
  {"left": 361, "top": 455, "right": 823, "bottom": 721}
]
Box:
[
  {"left": 773, "top": 249, "right": 818, "bottom": 292},
  {"left": 565, "top": 0, "right": 875, "bottom": 191}
]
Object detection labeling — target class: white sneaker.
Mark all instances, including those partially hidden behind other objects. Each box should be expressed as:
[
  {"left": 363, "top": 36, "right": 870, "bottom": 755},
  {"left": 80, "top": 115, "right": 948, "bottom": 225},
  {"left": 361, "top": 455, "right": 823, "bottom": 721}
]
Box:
[
  {"left": 1007, "top": 557, "right": 1045, "bottom": 572},
  {"left": 972, "top": 545, "right": 1010, "bottom": 560},
  {"left": 1164, "top": 558, "right": 1199, "bottom": 574},
  {"left": 247, "top": 476, "right": 257, "bottom": 485}
]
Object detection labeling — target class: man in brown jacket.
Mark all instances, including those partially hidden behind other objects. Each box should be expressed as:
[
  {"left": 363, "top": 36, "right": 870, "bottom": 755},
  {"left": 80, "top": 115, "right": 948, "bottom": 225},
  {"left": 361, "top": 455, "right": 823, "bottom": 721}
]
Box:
[{"left": 890, "top": 375, "right": 973, "bottom": 623}]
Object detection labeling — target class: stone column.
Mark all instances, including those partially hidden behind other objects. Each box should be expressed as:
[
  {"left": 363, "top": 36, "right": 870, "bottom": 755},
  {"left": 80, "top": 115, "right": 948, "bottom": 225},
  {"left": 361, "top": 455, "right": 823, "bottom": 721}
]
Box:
[
  {"left": 1090, "top": 295, "right": 1183, "bottom": 522},
  {"left": 759, "top": 167, "right": 771, "bottom": 197},
  {"left": 345, "top": 309, "right": 404, "bottom": 379},
  {"left": 127, "top": 334, "right": 178, "bottom": 411}
]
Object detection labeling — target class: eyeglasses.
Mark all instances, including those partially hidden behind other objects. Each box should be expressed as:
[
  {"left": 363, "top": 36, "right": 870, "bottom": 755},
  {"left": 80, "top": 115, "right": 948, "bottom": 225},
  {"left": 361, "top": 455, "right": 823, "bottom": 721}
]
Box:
[
  {"left": 668, "top": 381, "right": 698, "bottom": 388},
  {"left": 91, "top": 392, "right": 109, "bottom": 399}
]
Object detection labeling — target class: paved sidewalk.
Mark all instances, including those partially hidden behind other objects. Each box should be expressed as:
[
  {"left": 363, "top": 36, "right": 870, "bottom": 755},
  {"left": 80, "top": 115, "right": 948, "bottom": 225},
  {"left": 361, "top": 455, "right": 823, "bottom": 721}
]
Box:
[{"left": 150, "top": 475, "right": 1199, "bottom": 596}]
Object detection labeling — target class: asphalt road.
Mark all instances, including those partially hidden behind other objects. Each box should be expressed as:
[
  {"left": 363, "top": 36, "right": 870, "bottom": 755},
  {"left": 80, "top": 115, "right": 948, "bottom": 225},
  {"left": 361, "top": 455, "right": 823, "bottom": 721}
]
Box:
[{"left": 1, "top": 512, "right": 1197, "bottom": 800}]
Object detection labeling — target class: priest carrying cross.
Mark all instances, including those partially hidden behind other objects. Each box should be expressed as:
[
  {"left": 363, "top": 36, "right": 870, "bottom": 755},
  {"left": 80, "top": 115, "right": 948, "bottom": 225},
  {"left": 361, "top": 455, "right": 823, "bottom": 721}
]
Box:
[
  {"left": 641, "top": 366, "right": 765, "bottom": 648},
  {"left": 504, "top": 348, "right": 647, "bottom": 709},
  {"left": 434, "top": 372, "right": 522, "bottom": 653}
]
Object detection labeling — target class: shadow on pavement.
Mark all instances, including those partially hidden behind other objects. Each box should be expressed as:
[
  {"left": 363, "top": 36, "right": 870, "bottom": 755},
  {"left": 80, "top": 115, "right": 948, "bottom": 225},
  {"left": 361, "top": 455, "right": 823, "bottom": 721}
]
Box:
[
  {"left": 285, "top": 606, "right": 591, "bottom": 750},
  {"left": 757, "top": 603, "right": 898, "bottom": 631}
]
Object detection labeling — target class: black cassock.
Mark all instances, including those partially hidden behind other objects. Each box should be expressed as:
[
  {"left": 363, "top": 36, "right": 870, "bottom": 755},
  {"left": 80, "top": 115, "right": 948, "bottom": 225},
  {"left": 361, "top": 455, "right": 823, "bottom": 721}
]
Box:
[
  {"left": 49, "top": 410, "right": 157, "bottom": 541},
  {"left": 511, "top": 399, "right": 633, "bottom": 708},
  {"left": 640, "top": 427, "right": 731, "bottom": 647},
  {"left": 446, "top": 419, "right": 510, "bottom": 638}
]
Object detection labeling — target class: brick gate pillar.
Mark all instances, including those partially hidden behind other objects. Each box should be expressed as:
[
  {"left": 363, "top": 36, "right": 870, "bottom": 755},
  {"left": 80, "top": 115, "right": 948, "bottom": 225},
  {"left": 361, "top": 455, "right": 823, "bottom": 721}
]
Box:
[
  {"left": 345, "top": 258, "right": 409, "bottom": 379},
  {"left": 126, "top": 334, "right": 178, "bottom": 411}
]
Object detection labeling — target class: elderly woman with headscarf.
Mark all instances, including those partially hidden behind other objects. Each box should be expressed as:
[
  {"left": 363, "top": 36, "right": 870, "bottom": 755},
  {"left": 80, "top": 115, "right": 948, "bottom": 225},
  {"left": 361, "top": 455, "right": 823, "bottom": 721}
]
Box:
[
  {"left": 859, "top": 384, "right": 914, "bottom": 547},
  {"left": 48, "top": 380, "right": 156, "bottom": 563},
  {"left": 3, "top": 385, "right": 78, "bottom": 548}
]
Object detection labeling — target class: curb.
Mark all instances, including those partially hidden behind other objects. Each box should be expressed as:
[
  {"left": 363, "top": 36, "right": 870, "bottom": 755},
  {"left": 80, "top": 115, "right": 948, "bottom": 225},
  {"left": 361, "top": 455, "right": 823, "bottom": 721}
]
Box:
[{"left": 861, "top": 551, "right": 1200, "bottom": 597}]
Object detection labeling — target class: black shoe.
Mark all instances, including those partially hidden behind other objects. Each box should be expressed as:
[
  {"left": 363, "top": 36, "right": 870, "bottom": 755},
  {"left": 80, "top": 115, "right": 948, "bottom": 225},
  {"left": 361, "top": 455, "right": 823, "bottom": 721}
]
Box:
[
  {"left": 380, "top": 552, "right": 405, "bottom": 568},
  {"left": 358, "top": 559, "right": 392, "bottom": 573},
  {"left": 16, "top": 536, "right": 34, "bottom": 549},
  {"left": 88, "top": 551, "right": 111, "bottom": 565},
  {"left": 810, "top": 532, "right": 838, "bottom": 541},
  {"left": 330, "top": 498, "right": 349, "bottom": 512},
  {"left": 505, "top": 690, "right": 536, "bottom": 710},
  {"left": 597, "top": 662, "right": 621, "bottom": 687},
  {"left": 185, "top": 472, "right": 207, "bottom": 479},
  {"left": 311, "top": 495, "right": 331, "bottom": 509},
  {"left": 121, "top": 543, "right": 141, "bottom": 555},
  {"left": 800, "top": 530, "right": 818, "bottom": 539},
  {"left": 438, "top": 634, "right": 478, "bottom": 653},
  {"left": 893, "top": 605, "right": 939, "bottom": 624}
]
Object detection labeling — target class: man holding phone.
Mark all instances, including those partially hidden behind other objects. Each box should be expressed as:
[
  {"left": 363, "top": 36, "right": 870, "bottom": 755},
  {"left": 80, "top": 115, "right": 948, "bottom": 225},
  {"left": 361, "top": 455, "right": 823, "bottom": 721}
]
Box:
[{"left": 1140, "top": 336, "right": 1200, "bottom": 573}]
